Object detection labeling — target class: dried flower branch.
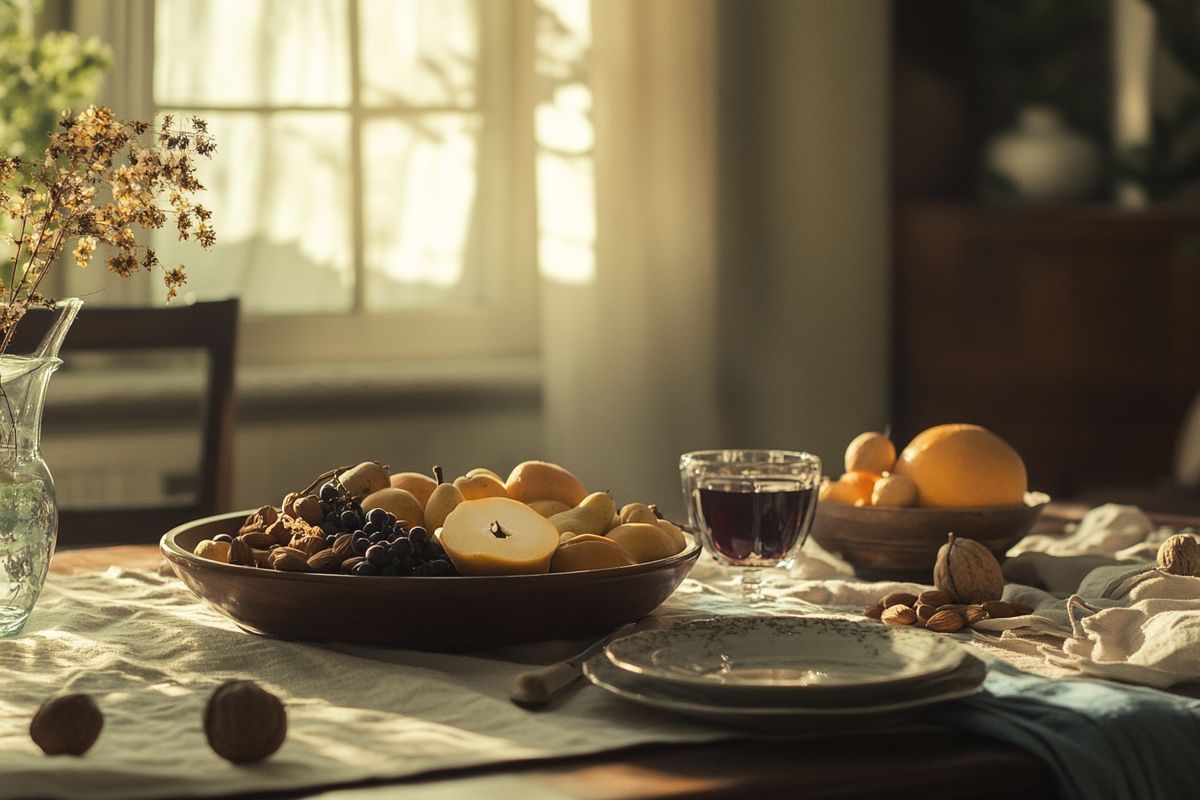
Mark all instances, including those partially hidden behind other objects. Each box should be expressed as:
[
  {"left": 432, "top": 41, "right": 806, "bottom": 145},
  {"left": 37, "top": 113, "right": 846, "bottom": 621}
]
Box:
[{"left": 0, "top": 105, "right": 216, "bottom": 355}]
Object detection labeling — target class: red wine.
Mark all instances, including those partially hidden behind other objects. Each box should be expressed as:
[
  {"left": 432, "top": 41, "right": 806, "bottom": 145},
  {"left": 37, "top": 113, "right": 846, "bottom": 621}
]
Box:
[{"left": 696, "top": 478, "right": 816, "bottom": 565}]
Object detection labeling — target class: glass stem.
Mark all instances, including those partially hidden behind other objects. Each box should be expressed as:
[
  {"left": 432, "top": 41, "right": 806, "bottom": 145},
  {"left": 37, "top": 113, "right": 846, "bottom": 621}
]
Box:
[{"left": 739, "top": 567, "right": 765, "bottom": 604}]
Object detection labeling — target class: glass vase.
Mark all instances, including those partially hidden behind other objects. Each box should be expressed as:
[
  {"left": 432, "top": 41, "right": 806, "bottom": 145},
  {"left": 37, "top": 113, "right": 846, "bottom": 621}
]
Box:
[{"left": 0, "top": 298, "right": 81, "bottom": 636}]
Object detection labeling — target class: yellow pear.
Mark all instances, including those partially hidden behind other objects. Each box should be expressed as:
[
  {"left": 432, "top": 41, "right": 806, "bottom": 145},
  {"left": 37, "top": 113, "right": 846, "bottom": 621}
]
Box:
[
  {"left": 606, "top": 523, "right": 680, "bottom": 563},
  {"left": 549, "top": 492, "right": 616, "bottom": 535},
  {"left": 550, "top": 536, "right": 636, "bottom": 572},
  {"left": 529, "top": 499, "right": 572, "bottom": 518},
  {"left": 466, "top": 467, "right": 503, "bottom": 481},
  {"left": 389, "top": 472, "right": 437, "bottom": 508},
  {"left": 439, "top": 497, "right": 560, "bottom": 576},
  {"left": 338, "top": 461, "right": 389, "bottom": 499},
  {"left": 425, "top": 466, "right": 465, "bottom": 531},
  {"left": 653, "top": 516, "right": 688, "bottom": 551},
  {"left": 619, "top": 502, "right": 658, "bottom": 525},
  {"left": 362, "top": 487, "right": 425, "bottom": 529},
  {"left": 454, "top": 473, "right": 511, "bottom": 501},
  {"left": 505, "top": 460, "right": 588, "bottom": 507}
]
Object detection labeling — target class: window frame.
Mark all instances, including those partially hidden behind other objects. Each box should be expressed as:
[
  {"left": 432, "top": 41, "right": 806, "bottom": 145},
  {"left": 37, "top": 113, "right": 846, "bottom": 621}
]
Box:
[{"left": 72, "top": 0, "right": 539, "bottom": 367}]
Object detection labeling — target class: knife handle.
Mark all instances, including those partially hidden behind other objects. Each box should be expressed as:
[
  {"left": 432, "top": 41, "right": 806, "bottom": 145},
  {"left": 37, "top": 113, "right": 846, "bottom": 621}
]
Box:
[{"left": 510, "top": 661, "right": 583, "bottom": 708}]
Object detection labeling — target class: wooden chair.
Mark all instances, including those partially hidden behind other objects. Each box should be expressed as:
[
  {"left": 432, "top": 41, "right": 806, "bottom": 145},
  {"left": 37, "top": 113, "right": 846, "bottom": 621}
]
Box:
[{"left": 11, "top": 299, "right": 239, "bottom": 547}]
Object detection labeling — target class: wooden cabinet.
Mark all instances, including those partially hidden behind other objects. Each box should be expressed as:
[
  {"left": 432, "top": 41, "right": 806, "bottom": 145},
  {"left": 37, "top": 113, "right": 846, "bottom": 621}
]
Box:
[{"left": 893, "top": 203, "right": 1200, "bottom": 499}]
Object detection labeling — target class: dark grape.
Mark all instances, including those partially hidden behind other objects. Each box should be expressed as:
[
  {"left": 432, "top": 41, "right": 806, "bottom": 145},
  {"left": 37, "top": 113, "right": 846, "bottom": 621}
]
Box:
[
  {"left": 368, "top": 532, "right": 385, "bottom": 544},
  {"left": 325, "top": 535, "right": 338, "bottom": 547},
  {"left": 352, "top": 561, "right": 379, "bottom": 576},
  {"left": 366, "top": 508, "right": 389, "bottom": 527},
  {"left": 365, "top": 545, "right": 388, "bottom": 565},
  {"left": 320, "top": 483, "right": 339, "bottom": 503},
  {"left": 340, "top": 510, "right": 361, "bottom": 530},
  {"left": 409, "top": 527, "right": 430, "bottom": 547},
  {"left": 390, "top": 538, "right": 414, "bottom": 560},
  {"left": 381, "top": 565, "right": 399, "bottom": 577},
  {"left": 320, "top": 520, "right": 340, "bottom": 536},
  {"left": 363, "top": 521, "right": 380, "bottom": 535},
  {"left": 319, "top": 500, "right": 333, "bottom": 516},
  {"left": 352, "top": 537, "right": 370, "bottom": 555},
  {"left": 428, "top": 559, "right": 453, "bottom": 576}
]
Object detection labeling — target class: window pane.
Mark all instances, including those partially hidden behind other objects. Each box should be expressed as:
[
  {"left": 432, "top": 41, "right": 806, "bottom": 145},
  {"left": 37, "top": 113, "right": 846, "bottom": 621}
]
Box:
[
  {"left": 359, "top": 0, "right": 480, "bottom": 108},
  {"left": 152, "top": 112, "right": 354, "bottom": 313},
  {"left": 155, "top": 0, "right": 351, "bottom": 106},
  {"left": 362, "top": 114, "right": 480, "bottom": 308}
]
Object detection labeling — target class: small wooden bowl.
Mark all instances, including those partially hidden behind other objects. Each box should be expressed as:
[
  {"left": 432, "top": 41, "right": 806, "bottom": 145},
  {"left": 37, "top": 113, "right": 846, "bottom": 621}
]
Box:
[
  {"left": 161, "top": 511, "right": 701, "bottom": 650},
  {"left": 808, "top": 492, "right": 1050, "bottom": 582}
]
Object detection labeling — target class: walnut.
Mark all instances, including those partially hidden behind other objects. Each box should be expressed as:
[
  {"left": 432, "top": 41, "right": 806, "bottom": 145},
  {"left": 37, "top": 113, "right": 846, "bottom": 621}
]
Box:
[
  {"left": 203, "top": 680, "right": 287, "bottom": 764},
  {"left": 933, "top": 533, "right": 1004, "bottom": 604},
  {"left": 1157, "top": 534, "right": 1200, "bottom": 577},
  {"left": 239, "top": 505, "right": 279, "bottom": 535},
  {"left": 30, "top": 694, "right": 104, "bottom": 756}
]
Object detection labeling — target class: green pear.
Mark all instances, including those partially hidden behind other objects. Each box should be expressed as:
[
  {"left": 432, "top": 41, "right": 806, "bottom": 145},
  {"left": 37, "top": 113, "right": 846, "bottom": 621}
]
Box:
[{"left": 425, "top": 466, "right": 465, "bottom": 531}]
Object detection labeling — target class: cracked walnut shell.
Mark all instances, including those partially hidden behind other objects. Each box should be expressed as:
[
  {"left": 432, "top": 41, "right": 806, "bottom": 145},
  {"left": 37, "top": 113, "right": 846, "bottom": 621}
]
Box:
[{"left": 1157, "top": 534, "right": 1200, "bottom": 577}]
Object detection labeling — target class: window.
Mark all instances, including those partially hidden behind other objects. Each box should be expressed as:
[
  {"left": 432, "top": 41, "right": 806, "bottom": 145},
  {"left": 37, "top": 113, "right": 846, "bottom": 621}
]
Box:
[{"left": 78, "top": 0, "right": 537, "bottom": 364}]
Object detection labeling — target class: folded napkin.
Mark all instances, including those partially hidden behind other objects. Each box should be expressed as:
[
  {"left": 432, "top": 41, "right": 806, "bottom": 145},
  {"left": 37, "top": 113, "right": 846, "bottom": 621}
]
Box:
[{"left": 929, "top": 656, "right": 1200, "bottom": 800}]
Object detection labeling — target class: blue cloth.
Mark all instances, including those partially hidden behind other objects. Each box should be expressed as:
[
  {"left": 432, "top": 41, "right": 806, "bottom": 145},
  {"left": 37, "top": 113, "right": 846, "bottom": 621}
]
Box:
[{"left": 929, "top": 658, "right": 1200, "bottom": 800}]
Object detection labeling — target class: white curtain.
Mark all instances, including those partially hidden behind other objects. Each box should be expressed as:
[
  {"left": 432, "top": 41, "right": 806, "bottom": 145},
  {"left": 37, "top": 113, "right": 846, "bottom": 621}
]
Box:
[{"left": 539, "top": 0, "right": 722, "bottom": 516}]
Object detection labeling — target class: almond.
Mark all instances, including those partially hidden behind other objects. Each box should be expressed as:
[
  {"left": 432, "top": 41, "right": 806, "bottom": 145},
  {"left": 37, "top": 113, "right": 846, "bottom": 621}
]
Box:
[
  {"left": 964, "top": 605, "right": 988, "bottom": 624},
  {"left": 926, "top": 609, "right": 966, "bottom": 633},
  {"left": 239, "top": 531, "right": 274, "bottom": 549},
  {"left": 1010, "top": 601, "right": 1035, "bottom": 616},
  {"left": 290, "top": 535, "right": 327, "bottom": 556},
  {"left": 268, "top": 547, "right": 310, "bottom": 572},
  {"left": 251, "top": 548, "right": 273, "bottom": 568},
  {"left": 881, "top": 604, "right": 917, "bottom": 625},
  {"left": 339, "top": 556, "right": 365, "bottom": 575},
  {"left": 917, "top": 589, "right": 953, "bottom": 608},
  {"left": 880, "top": 591, "right": 917, "bottom": 609},
  {"left": 291, "top": 495, "right": 324, "bottom": 526},
  {"left": 265, "top": 518, "right": 292, "bottom": 546},
  {"left": 916, "top": 604, "right": 936, "bottom": 623},
  {"left": 307, "top": 549, "right": 342, "bottom": 572},
  {"left": 331, "top": 533, "right": 355, "bottom": 559},
  {"left": 981, "top": 600, "right": 1015, "bottom": 619},
  {"left": 863, "top": 605, "right": 884, "bottom": 620},
  {"left": 230, "top": 536, "right": 253, "bottom": 567}
]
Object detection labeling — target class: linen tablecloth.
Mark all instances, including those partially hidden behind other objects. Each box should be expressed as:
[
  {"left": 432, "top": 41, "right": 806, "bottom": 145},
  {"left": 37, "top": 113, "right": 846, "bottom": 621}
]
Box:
[{"left": 2, "top": 506, "right": 1200, "bottom": 800}]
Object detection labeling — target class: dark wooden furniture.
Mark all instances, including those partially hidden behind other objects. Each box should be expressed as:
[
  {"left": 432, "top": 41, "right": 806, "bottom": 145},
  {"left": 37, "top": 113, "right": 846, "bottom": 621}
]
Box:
[
  {"left": 893, "top": 203, "right": 1200, "bottom": 502},
  {"left": 13, "top": 300, "right": 239, "bottom": 546}
]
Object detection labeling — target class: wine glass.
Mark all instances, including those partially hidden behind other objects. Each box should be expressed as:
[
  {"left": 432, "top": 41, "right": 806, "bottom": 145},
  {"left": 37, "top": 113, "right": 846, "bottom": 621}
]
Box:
[{"left": 680, "top": 450, "right": 822, "bottom": 603}]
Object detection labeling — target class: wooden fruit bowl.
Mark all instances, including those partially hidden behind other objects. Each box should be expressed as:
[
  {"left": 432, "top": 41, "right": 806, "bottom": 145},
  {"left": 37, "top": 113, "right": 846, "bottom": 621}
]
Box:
[
  {"left": 808, "top": 492, "right": 1050, "bottom": 582},
  {"left": 161, "top": 511, "right": 701, "bottom": 650}
]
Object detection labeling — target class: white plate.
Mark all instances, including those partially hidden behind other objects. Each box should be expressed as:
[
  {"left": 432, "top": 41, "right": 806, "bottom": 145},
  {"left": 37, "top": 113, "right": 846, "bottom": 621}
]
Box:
[
  {"left": 584, "top": 650, "right": 986, "bottom": 730},
  {"left": 604, "top": 616, "right": 965, "bottom": 701}
]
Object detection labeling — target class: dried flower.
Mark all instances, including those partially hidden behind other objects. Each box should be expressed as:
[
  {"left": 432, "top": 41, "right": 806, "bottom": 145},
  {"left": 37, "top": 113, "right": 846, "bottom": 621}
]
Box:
[{"left": 0, "top": 105, "right": 216, "bottom": 354}]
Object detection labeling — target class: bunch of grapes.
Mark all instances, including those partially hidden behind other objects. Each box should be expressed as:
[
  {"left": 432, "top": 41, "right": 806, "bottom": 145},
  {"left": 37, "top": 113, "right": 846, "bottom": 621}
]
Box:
[{"left": 316, "top": 482, "right": 458, "bottom": 577}]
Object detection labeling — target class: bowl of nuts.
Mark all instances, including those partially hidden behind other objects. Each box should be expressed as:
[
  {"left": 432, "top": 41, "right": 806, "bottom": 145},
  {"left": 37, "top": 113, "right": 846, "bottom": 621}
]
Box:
[{"left": 160, "top": 460, "right": 701, "bottom": 650}]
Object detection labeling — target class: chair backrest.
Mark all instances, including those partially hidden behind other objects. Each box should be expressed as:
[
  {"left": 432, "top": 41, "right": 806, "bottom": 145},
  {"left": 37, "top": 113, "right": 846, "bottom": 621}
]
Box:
[{"left": 10, "top": 299, "right": 239, "bottom": 547}]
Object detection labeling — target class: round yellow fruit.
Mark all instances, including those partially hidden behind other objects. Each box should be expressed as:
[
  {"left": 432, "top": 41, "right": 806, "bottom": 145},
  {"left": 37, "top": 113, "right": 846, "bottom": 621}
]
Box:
[
  {"left": 844, "top": 432, "right": 896, "bottom": 475},
  {"left": 893, "top": 424, "right": 1026, "bottom": 508},
  {"left": 818, "top": 472, "right": 878, "bottom": 505},
  {"left": 871, "top": 473, "right": 918, "bottom": 507}
]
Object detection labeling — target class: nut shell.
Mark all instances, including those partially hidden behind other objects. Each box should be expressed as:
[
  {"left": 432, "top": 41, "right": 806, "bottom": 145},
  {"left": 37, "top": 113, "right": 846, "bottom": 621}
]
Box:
[
  {"left": 203, "top": 680, "right": 287, "bottom": 764},
  {"left": 30, "top": 694, "right": 104, "bottom": 756},
  {"left": 1157, "top": 534, "right": 1200, "bottom": 577},
  {"left": 933, "top": 533, "right": 1005, "bottom": 604}
]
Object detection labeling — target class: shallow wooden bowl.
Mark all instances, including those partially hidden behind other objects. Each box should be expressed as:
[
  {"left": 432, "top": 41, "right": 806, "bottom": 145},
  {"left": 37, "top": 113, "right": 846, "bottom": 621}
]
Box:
[
  {"left": 808, "top": 492, "right": 1050, "bottom": 582},
  {"left": 161, "top": 511, "right": 701, "bottom": 650}
]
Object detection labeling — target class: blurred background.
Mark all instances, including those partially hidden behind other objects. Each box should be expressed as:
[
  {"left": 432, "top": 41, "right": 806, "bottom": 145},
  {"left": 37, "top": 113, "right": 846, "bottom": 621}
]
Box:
[{"left": 5, "top": 0, "right": 1200, "bottom": 521}]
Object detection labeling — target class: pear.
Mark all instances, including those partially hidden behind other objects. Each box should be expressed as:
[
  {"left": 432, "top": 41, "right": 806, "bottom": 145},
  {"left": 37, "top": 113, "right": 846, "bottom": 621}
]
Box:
[
  {"left": 549, "top": 492, "right": 616, "bottom": 536},
  {"left": 439, "top": 497, "right": 560, "bottom": 576},
  {"left": 389, "top": 472, "right": 437, "bottom": 507},
  {"left": 362, "top": 487, "right": 425, "bottom": 529},
  {"left": 505, "top": 460, "right": 588, "bottom": 507},
  {"left": 529, "top": 499, "right": 572, "bottom": 518},
  {"left": 550, "top": 536, "right": 636, "bottom": 572},
  {"left": 453, "top": 473, "right": 511, "bottom": 501},
  {"left": 606, "top": 523, "right": 680, "bottom": 563},
  {"left": 425, "top": 466, "right": 466, "bottom": 532},
  {"left": 338, "top": 461, "right": 389, "bottom": 499},
  {"left": 619, "top": 502, "right": 658, "bottom": 525}
]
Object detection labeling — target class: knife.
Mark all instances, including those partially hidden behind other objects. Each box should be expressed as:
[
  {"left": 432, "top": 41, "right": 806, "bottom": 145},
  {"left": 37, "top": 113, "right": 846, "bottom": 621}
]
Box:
[{"left": 509, "top": 622, "right": 638, "bottom": 708}]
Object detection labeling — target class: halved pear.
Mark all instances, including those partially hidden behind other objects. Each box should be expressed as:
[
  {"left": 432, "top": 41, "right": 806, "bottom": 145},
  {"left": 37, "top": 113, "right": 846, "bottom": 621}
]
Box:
[{"left": 439, "top": 497, "right": 560, "bottom": 576}]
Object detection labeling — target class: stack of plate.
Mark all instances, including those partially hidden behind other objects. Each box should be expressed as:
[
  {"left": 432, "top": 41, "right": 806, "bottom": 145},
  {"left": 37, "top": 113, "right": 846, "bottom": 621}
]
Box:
[{"left": 583, "top": 616, "right": 987, "bottom": 729}]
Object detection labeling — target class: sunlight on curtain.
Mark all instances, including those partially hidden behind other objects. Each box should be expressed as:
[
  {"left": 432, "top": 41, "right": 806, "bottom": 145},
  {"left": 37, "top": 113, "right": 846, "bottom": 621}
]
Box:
[
  {"left": 535, "top": 0, "right": 595, "bottom": 285},
  {"left": 150, "top": 0, "right": 489, "bottom": 312}
]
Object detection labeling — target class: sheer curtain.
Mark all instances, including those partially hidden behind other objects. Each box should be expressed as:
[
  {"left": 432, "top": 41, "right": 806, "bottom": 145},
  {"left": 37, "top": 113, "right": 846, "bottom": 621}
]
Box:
[{"left": 538, "top": 0, "right": 722, "bottom": 514}]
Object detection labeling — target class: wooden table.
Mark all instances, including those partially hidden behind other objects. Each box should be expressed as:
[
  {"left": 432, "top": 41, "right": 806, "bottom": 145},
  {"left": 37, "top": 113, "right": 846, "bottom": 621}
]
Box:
[{"left": 51, "top": 545, "right": 1059, "bottom": 800}]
